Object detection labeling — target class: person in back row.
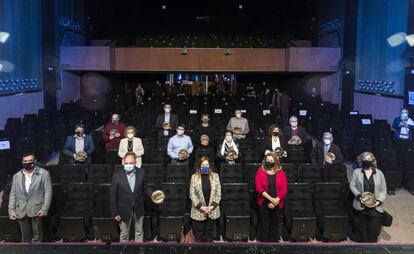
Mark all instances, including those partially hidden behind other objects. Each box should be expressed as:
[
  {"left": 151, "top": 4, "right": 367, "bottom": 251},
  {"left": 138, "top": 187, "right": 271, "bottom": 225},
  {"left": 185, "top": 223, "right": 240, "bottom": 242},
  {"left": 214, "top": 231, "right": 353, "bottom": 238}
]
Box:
[
  {"left": 155, "top": 103, "right": 179, "bottom": 139},
  {"left": 118, "top": 126, "right": 144, "bottom": 168}
]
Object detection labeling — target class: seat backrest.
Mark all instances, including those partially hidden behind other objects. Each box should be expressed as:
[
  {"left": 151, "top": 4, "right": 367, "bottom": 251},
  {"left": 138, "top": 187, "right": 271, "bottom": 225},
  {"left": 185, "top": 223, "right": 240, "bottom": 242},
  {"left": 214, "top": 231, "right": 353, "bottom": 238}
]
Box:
[
  {"left": 66, "top": 182, "right": 94, "bottom": 200},
  {"left": 298, "top": 163, "right": 322, "bottom": 183},
  {"left": 222, "top": 183, "right": 249, "bottom": 201},
  {"left": 285, "top": 183, "right": 312, "bottom": 200},
  {"left": 161, "top": 182, "right": 187, "bottom": 200},
  {"left": 219, "top": 163, "right": 243, "bottom": 182},
  {"left": 60, "top": 164, "right": 86, "bottom": 183},
  {"left": 314, "top": 182, "right": 343, "bottom": 199}
]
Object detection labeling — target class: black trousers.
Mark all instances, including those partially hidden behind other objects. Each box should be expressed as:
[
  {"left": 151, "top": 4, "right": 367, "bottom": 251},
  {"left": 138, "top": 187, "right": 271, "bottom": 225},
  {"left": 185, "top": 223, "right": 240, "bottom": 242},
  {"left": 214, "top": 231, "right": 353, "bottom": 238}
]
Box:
[
  {"left": 395, "top": 139, "right": 409, "bottom": 170},
  {"left": 105, "top": 150, "right": 120, "bottom": 165},
  {"left": 258, "top": 204, "right": 281, "bottom": 242},
  {"left": 357, "top": 211, "right": 382, "bottom": 243},
  {"left": 17, "top": 216, "right": 43, "bottom": 242},
  {"left": 192, "top": 218, "right": 215, "bottom": 242}
]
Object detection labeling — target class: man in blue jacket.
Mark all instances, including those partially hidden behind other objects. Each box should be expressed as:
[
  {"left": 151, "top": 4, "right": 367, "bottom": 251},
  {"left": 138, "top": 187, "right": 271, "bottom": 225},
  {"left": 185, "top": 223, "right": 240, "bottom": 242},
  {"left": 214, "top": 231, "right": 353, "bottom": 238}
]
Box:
[{"left": 63, "top": 124, "right": 94, "bottom": 165}]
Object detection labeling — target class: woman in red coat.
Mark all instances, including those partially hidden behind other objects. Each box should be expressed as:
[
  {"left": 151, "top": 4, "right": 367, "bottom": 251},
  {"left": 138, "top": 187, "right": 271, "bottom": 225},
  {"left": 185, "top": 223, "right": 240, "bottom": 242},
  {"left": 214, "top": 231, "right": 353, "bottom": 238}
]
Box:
[{"left": 255, "top": 152, "right": 288, "bottom": 242}]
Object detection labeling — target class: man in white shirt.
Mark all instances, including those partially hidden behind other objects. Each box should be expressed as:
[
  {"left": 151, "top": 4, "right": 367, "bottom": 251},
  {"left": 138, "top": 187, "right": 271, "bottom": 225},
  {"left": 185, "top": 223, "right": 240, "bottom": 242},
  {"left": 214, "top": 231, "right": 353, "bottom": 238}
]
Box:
[{"left": 8, "top": 152, "right": 52, "bottom": 242}]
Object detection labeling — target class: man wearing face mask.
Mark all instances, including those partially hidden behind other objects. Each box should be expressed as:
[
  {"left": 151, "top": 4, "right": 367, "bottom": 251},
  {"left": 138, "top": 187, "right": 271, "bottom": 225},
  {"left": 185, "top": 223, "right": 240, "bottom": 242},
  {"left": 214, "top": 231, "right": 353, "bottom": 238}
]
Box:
[
  {"left": 63, "top": 124, "right": 95, "bottom": 165},
  {"left": 311, "top": 132, "right": 344, "bottom": 167},
  {"left": 155, "top": 103, "right": 179, "bottom": 139},
  {"left": 392, "top": 109, "right": 414, "bottom": 170},
  {"left": 110, "top": 152, "right": 161, "bottom": 242},
  {"left": 102, "top": 114, "right": 126, "bottom": 165},
  {"left": 8, "top": 152, "right": 52, "bottom": 242},
  {"left": 193, "top": 113, "right": 217, "bottom": 147},
  {"left": 226, "top": 109, "right": 250, "bottom": 139},
  {"left": 167, "top": 124, "right": 194, "bottom": 165}
]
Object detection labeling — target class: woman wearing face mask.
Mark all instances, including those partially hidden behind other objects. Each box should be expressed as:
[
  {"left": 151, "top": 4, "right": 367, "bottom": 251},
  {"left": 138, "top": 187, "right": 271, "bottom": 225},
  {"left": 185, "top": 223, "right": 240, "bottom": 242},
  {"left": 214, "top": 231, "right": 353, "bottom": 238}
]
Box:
[
  {"left": 189, "top": 157, "right": 221, "bottom": 242},
  {"left": 392, "top": 108, "right": 414, "bottom": 173},
  {"left": 311, "top": 132, "right": 344, "bottom": 168},
  {"left": 118, "top": 126, "right": 145, "bottom": 168},
  {"left": 217, "top": 131, "right": 240, "bottom": 165},
  {"left": 263, "top": 124, "right": 287, "bottom": 160},
  {"left": 255, "top": 152, "right": 288, "bottom": 242},
  {"left": 350, "top": 152, "right": 387, "bottom": 242}
]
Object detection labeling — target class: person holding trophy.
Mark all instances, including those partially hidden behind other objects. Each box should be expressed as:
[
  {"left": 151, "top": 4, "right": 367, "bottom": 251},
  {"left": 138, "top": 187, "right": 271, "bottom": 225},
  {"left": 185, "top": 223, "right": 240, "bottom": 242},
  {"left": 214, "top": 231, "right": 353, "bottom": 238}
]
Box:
[
  {"left": 63, "top": 124, "right": 94, "bottom": 165},
  {"left": 167, "top": 124, "right": 194, "bottom": 165}
]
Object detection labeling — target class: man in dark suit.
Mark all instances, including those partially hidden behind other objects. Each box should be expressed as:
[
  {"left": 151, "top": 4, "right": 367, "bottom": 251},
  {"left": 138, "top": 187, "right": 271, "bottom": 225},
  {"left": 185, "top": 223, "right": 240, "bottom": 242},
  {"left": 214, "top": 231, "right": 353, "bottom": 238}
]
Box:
[
  {"left": 110, "top": 152, "right": 159, "bottom": 242},
  {"left": 8, "top": 152, "right": 52, "bottom": 242},
  {"left": 63, "top": 124, "right": 95, "bottom": 165},
  {"left": 311, "top": 132, "right": 344, "bottom": 167},
  {"left": 154, "top": 103, "right": 179, "bottom": 139}
]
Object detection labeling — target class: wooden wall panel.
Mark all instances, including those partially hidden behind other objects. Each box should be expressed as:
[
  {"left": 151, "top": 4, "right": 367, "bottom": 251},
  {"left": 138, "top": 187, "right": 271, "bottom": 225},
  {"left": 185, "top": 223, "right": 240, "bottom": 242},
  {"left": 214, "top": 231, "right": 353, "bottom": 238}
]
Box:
[{"left": 114, "top": 48, "right": 286, "bottom": 72}]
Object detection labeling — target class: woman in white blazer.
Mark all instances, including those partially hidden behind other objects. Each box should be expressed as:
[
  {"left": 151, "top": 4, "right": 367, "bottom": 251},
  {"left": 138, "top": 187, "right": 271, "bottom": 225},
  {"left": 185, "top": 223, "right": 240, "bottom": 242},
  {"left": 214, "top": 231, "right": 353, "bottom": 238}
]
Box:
[{"left": 118, "top": 126, "right": 144, "bottom": 168}]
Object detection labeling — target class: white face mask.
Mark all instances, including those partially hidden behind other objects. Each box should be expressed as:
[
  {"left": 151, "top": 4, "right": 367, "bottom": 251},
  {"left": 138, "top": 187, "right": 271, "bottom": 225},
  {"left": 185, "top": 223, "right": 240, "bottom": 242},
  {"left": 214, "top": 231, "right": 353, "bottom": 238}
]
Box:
[
  {"left": 177, "top": 130, "right": 184, "bottom": 136},
  {"left": 225, "top": 136, "right": 233, "bottom": 142},
  {"left": 127, "top": 133, "right": 134, "bottom": 139},
  {"left": 290, "top": 122, "right": 298, "bottom": 128},
  {"left": 401, "top": 113, "right": 408, "bottom": 119},
  {"left": 164, "top": 108, "right": 171, "bottom": 113},
  {"left": 323, "top": 139, "right": 332, "bottom": 145},
  {"left": 235, "top": 113, "right": 242, "bottom": 118}
]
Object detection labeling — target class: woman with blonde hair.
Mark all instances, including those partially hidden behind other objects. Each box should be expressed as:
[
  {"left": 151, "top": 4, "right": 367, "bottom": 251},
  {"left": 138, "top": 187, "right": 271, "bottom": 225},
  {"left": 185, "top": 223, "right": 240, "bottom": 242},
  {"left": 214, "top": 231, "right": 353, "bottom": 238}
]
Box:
[
  {"left": 118, "top": 126, "right": 144, "bottom": 168},
  {"left": 189, "top": 156, "right": 221, "bottom": 242},
  {"left": 255, "top": 152, "right": 288, "bottom": 242}
]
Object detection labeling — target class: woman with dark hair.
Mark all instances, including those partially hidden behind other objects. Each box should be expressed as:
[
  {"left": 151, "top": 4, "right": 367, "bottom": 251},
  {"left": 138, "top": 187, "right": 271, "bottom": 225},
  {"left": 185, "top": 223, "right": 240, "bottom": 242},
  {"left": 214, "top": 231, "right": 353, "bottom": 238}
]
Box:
[
  {"left": 350, "top": 152, "right": 387, "bottom": 242},
  {"left": 189, "top": 157, "right": 222, "bottom": 242},
  {"left": 255, "top": 152, "right": 288, "bottom": 242},
  {"left": 263, "top": 124, "right": 288, "bottom": 160}
]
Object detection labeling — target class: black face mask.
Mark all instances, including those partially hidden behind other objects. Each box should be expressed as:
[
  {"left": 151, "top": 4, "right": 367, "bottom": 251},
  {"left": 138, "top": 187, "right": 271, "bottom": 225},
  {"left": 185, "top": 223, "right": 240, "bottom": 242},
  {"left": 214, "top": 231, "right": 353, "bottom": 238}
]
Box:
[
  {"left": 361, "top": 160, "right": 373, "bottom": 169},
  {"left": 265, "top": 162, "right": 275, "bottom": 169},
  {"left": 23, "top": 162, "right": 35, "bottom": 171},
  {"left": 75, "top": 131, "right": 83, "bottom": 137},
  {"left": 272, "top": 131, "right": 280, "bottom": 137}
]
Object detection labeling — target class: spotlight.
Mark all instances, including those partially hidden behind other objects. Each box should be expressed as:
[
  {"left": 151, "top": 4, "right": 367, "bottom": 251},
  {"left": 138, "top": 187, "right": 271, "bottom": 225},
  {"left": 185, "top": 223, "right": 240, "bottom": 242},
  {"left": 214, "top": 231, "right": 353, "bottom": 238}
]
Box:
[
  {"left": 406, "top": 34, "right": 414, "bottom": 47},
  {"left": 0, "top": 32, "right": 10, "bottom": 43},
  {"left": 387, "top": 32, "right": 406, "bottom": 47},
  {"left": 224, "top": 48, "right": 231, "bottom": 55},
  {"left": 238, "top": 4, "right": 243, "bottom": 9},
  {"left": 161, "top": 5, "right": 166, "bottom": 10},
  {"left": 181, "top": 48, "right": 188, "bottom": 55}
]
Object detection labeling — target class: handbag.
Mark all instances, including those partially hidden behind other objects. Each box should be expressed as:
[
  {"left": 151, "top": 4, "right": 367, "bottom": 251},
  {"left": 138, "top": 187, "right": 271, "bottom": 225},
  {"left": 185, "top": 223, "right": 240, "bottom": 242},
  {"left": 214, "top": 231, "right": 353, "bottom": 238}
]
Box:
[
  {"left": 381, "top": 211, "right": 393, "bottom": 227},
  {"left": 180, "top": 229, "right": 196, "bottom": 243}
]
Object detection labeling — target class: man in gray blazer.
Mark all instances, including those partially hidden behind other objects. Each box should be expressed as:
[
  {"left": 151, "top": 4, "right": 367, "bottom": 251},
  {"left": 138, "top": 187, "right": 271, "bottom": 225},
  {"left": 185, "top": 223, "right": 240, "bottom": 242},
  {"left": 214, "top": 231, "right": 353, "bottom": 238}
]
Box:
[{"left": 8, "top": 152, "right": 52, "bottom": 242}]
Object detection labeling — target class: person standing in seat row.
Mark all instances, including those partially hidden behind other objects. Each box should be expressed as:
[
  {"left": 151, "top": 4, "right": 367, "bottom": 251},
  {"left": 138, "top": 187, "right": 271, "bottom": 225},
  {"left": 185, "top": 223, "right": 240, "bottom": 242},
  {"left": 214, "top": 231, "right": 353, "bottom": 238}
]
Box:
[
  {"left": 103, "top": 113, "right": 126, "bottom": 165},
  {"left": 255, "top": 152, "right": 288, "bottom": 242},
  {"left": 8, "top": 152, "right": 52, "bottom": 243}
]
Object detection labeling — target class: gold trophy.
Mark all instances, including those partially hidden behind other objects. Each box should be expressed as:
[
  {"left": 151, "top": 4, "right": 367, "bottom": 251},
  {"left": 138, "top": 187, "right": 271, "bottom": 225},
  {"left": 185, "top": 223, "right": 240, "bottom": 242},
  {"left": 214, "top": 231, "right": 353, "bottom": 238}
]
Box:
[
  {"left": 75, "top": 151, "right": 88, "bottom": 162},
  {"left": 151, "top": 190, "right": 165, "bottom": 204},
  {"left": 288, "top": 135, "right": 302, "bottom": 145},
  {"left": 360, "top": 192, "right": 377, "bottom": 207},
  {"left": 324, "top": 152, "right": 336, "bottom": 164},
  {"left": 274, "top": 147, "right": 287, "bottom": 159},
  {"left": 178, "top": 149, "right": 189, "bottom": 160}
]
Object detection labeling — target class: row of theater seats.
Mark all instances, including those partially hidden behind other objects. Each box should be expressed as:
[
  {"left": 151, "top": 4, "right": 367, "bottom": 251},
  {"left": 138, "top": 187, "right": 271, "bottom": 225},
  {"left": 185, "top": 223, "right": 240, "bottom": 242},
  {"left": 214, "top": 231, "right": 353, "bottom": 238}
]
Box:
[{"left": 0, "top": 162, "right": 349, "bottom": 242}]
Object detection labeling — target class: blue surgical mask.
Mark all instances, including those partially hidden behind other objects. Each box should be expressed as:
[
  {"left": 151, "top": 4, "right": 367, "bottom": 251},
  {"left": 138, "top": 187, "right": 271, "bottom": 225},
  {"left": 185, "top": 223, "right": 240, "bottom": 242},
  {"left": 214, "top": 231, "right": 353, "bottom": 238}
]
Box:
[
  {"left": 200, "top": 166, "right": 209, "bottom": 174},
  {"left": 124, "top": 164, "right": 135, "bottom": 173}
]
